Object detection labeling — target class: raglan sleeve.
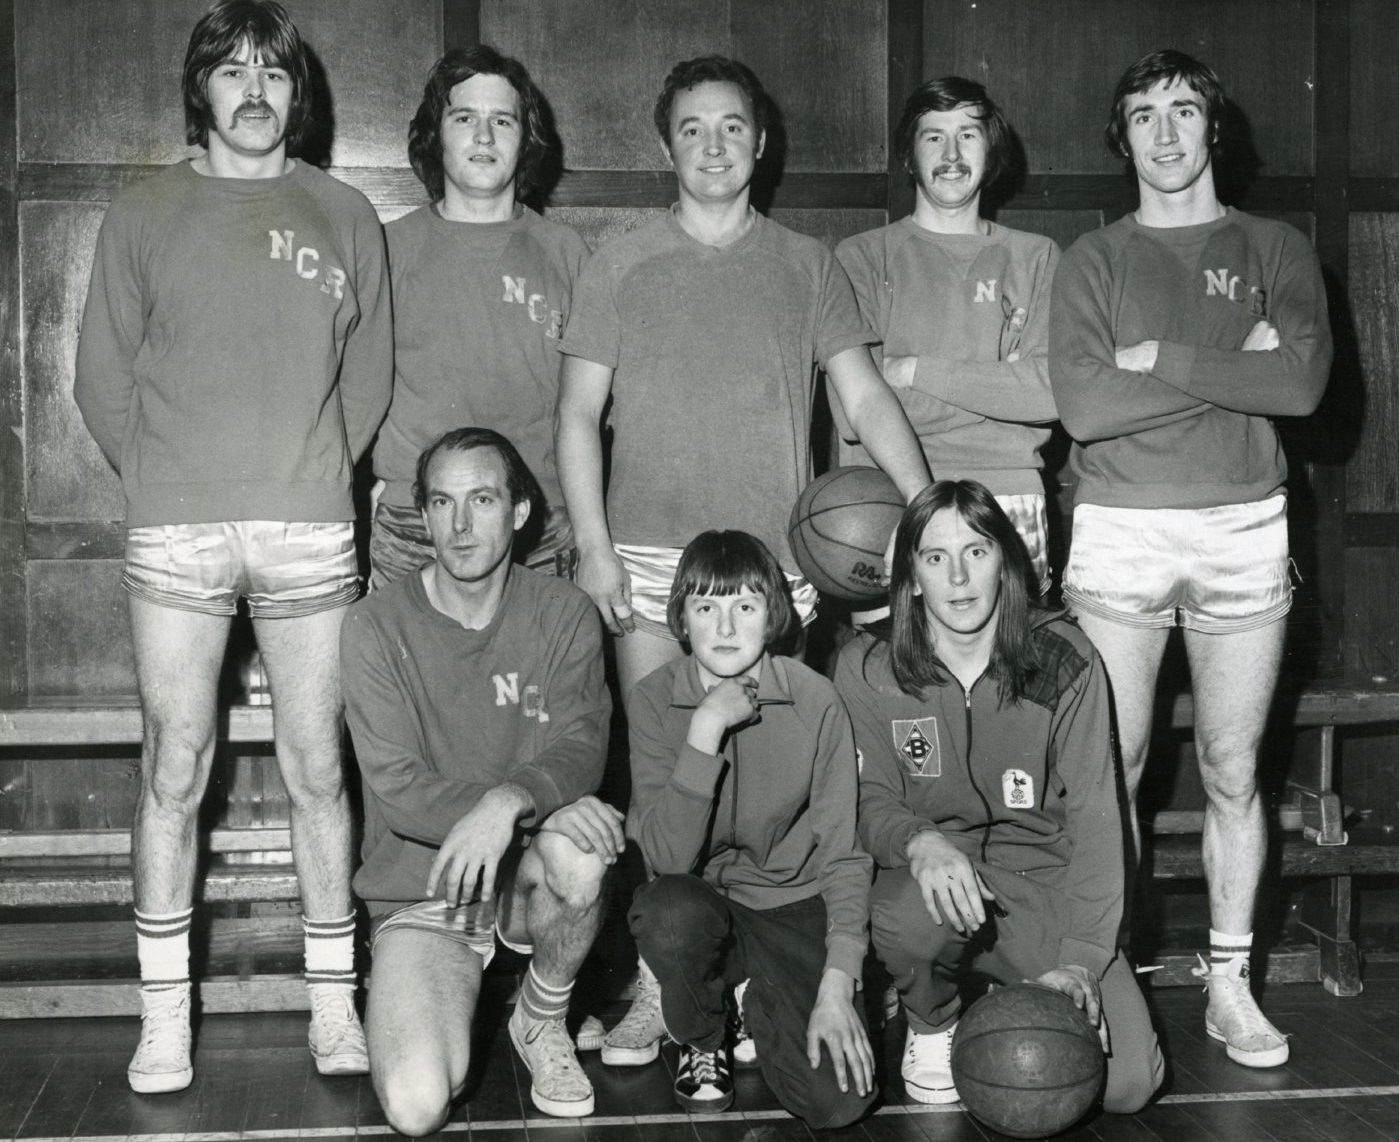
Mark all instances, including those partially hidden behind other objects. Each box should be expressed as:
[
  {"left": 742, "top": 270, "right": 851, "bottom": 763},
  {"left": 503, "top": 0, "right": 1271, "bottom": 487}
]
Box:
[
  {"left": 1049, "top": 238, "right": 1214, "bottom": 442},
  {"left": 339, "top": 203, "right": 393, "bottom": 460},
  {"left": 1051, "top": 649, "right": 1124, "bottom": 979},
  {"left": 1149, "top": 226, "right": 1332, "bottom": 416},
  {"left": 808, "top": 685, "right": 873, "bottom": 979},
  {"left": 74, "top": 198, "right": 146, "bottom": 470},
  {"left": 558, "top": 248, "right": 621, "bottom": 367},
  {"left": 505, "top": 594, "right": 611, "bottom": 822}
]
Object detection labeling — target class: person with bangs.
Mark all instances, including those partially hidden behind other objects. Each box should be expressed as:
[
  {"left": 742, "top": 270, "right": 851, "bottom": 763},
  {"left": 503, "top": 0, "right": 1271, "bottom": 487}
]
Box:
[
  {"left": 74, "top": 0, "right": 390, "bottom": 1095},
  {"left": 624, "top": 531, "right": 875, "bottom": 1127},
  {"left": 833, "top": 480, "right": 1163, "bottom": 1113}
]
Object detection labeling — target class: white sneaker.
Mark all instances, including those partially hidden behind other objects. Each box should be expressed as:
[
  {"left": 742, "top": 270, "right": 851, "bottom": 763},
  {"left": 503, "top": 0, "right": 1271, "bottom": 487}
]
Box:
[
  {"left": 901, "top": 1022, "right": 959, "bottom": 1104},
  {"left": 308, "top": 987, "right": 370, "bottom": 1076},
  {"left": 731, "top": 979, "right": 758, "bottom": 1068},
  {"left": 128, "top": 985, "right": 194, "bottom": 1094},
  {"left": 509, "top": 1005, "right": 596, "bottom": 1117},
  {"left": 1195, "top": 955, "right": 1290, "bottom": 1068},
  {"left": 602, "top": 958, "right": 667, "bottom": 1066}
]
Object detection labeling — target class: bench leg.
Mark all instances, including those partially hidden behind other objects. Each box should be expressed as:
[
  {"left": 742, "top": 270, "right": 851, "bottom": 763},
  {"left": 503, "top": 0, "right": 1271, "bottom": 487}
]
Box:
[{"left": 1298, "top": 875, "right": 1363, "bottom": 996}]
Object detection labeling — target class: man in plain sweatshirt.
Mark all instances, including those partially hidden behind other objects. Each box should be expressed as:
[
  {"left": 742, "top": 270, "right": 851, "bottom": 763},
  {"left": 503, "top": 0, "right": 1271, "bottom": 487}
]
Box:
[
  {"left": 72, "top": 0, "right": 390, "bottom": 1096},
  {"left": 342, "top": 428, "right": 616, "bottom": 1132},
  {"left": 1049, "top": 49, "right": 1331, "bottom": 1070}
]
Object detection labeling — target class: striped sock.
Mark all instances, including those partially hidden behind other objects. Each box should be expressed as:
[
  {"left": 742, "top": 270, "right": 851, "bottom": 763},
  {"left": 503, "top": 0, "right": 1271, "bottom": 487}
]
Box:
[
  {"left": 518, "top": 962, "right": 573, "bottom": 1024},
  {"left": 303, "top": 913, "right": 357, "bottom": 989},
  {"left": 134, "top": 907, "right": 193, "bottom": 992},
  {"left": 1208, "top": 928, "right": 1253, "bottom": 978}
]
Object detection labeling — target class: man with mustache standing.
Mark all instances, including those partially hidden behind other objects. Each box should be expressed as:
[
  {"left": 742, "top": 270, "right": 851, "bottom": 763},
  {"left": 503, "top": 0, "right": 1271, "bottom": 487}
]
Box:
[
  {"left": 74, "top": 0, "right": 391, "bottom": 1095},
  {"left": 835, "top": 78, "right": 1059, "bottom": 601}
]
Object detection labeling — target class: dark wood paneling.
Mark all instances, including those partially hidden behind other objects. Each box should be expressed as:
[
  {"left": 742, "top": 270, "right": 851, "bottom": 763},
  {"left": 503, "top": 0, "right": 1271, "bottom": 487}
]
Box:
[
  {"left": 481, "top": 0, "right": 725, "bottom": 171},
  {"left": 1344, "top": 548, "right": 1399, "bottom": 681},
  {"left": 1349, "top": 0, "right": 1399, "bottom": 177},
  {"left": 923, "top": 0, "right": 1315, "bottom": 177},
  {"left": 24, "top": 522, "right": 125, "bottom": 562},
  {"left": 1345, "top": 213, "right": 1399, "bottom": 512},
  {"left": 1000, "top": 175, "right": 1315, "bottom": 214},
  {"left": 1352, "top": 179, "right": 1399, "bottom": 211},
  {"left": 886, "top": 0, "right": 921, "bottom": 223},
  {"left": 17, "top": 0, "right": 438, "bottom": 170},
  {"left": 26, "top": 562, "right": 135, "bottom": 697},
  {"left": 767, "top": 209, "right": 888, "bottom": 250},
  {"left": 542, "top": 206, "right": 668, "bottom": 252},
  {"left": 443, "top": 0, "right": 479, "bottom": 53},
  {"left": 732, "top": 0, "right": 886, "bottom": 173},
  {"left": 20, "top": 203, "right": 124, "bottom": 523},
  {"left": 996, "top": 209, "right": 1105, "bottom": 252},
  {"left": 0, "top": 0, "right": 22, "bottom": 699}
]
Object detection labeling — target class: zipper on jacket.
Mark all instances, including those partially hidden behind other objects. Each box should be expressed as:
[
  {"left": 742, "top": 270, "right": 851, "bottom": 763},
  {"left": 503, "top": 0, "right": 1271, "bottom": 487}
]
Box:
[{"left": 959, "top": 675, "right": 996, "bottom": 863}]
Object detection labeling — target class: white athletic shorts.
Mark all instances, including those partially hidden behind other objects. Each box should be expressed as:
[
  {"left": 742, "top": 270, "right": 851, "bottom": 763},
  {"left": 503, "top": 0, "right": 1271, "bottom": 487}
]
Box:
[
  {"left": 1064, "top": 494, "right": 1292, "bottom": 634},
  {"left": 614, "top": 542, "right": 819, "bottom": 640},
  {"left": 370, "top": 896, "right": 533, "bottom": 971}
]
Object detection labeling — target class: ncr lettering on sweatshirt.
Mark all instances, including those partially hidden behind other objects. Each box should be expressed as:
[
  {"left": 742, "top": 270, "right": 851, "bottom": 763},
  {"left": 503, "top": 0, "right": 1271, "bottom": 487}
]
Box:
[
  {"left": 1202, "top": 266, "right": 1268, "bottom": 318},
  {"left": 269, "top": 230, "right": 348, "bottom": 300},
  {"left": 501, "top": 276, "right": 564, "bottom": 339},
  {"left": 492, "top": 671, "right": 550, "bottom": 723}
]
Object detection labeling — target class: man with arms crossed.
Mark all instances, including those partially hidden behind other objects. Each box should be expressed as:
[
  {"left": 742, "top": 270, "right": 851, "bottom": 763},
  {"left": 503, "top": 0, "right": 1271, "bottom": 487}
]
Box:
[
  {"left": 371, "top": 46, "right": 589, "bottom": 585},
  {"left": 342, "top": 429, "right": 617, "bottom": 1132},
  {"left": 74, "top": 0, "right": 391, "bottom": 1094},
  {"left": 836, "top": 77, "right": 1058, "bottom": 594},
  {"left": 1049, "top": 49, "right": 1331, "bottom": 1067}
]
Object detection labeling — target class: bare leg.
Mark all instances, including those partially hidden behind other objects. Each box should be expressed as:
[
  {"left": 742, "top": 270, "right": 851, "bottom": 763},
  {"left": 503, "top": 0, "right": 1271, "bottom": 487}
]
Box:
[
  {"left": 1183, "top": 619, "right": 1286, "bottom": 936},
  {"left": 129, "top": 597, "right": 232, "bottom": 912},
  {"left": 500, "top": 830, "right": 609, "bottom": 986},
  {"left": 615, "top": 629, "right": 685, "bottom": 721},
  {"left": 1069, "top": 611, "right": 1171, "bottom": 863},
  {"left": 254, "top": 606, "right": 353, "bottom": 919},
  {"left": 367, "top": 929, "right": 482, "bottom": 1136}
]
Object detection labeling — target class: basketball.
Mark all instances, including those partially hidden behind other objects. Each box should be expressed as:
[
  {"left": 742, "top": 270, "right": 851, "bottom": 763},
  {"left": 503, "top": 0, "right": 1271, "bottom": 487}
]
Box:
[
  {"left": 788, "top": 467, "right": 904, "bottom": 603},
  {"left": 950, "top": 984, "right": 1106, "bottom": 1139}
]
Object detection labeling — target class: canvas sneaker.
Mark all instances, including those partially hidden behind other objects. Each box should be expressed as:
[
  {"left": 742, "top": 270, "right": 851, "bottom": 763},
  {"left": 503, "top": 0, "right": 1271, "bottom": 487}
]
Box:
[
  {"left": 601, "top": 958, "right": 667, "bottom": 1066},
  {"left": 308, "top": 987, "right": 370, "bottom": 1075},
  {"left": 673, "top": 1044, "right": 734, "bottom": 1113},
  {"left": 731, "top": 979, "right": 758, "bottom": 1068},
  {"left": 901, "top": 1021, "right": 959, "bottom": 1104},
  {"left": 508, "top": 1005, "right": 596, "bottom": 1117},
  {"left": 1195, "top": 954, "right": 1290, "bottom": 1068},
  {"left": 128, "top": 985, "right": 194, "bottom": 1094}
]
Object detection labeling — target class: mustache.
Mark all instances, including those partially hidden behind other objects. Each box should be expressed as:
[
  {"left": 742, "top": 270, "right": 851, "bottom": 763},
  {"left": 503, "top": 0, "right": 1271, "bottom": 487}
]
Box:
[
  {"left": 933, "top": 162, "right": 972, "bottom": 177},
  {"left": 232, "top": 99, "right": 276, "bottom": 121}
]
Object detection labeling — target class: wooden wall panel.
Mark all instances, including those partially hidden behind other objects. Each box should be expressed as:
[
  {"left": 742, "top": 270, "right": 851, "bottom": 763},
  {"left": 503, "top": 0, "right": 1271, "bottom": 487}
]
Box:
[
  {"left": 922, "top": 0, "right": 1314, "bottom": 177},
  {"left": 544, "top": 207, "right": 668, "bottom": 252},
  {"left": 768, "top": 209, "right": 887, "bottom": 250},
  {"left": 1345, "top": 213, "right": 1399, "bottom": 512},
  {"left": 26, "top": 561, "right": 135, "bottom": 696},
  {"left": 482, "top": 0, "right": 725, "bottom": 171},
  {"left": 0, "top": 0, "right": 21, "bottom": 699},
  {"left": 17, "top": 0, "right": 438, "bottom": 169},
  {"left": 732, "top": 1, "right": 886, "bottom": 173},
  {"left": 20, "top": 203, "right": 124, "bottom": 523},
  {"left": 1349, "top": 0, "right": 1399, "bottom": 178},
  {"left": 996, "top": 209, "right": 1104, "bottom": 252},
  {"left": 1344, "top": 548, "right": 1399, "bottom": 681}
]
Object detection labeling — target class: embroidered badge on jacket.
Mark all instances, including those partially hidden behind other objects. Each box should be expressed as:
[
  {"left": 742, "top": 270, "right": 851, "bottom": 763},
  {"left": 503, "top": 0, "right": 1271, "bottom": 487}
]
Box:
[
  {"left": 892, "top": 718, "right": 940, "bottom": 778},
  {"left": 1002, "top": 768, "right": 1033, "bottom": 808}
]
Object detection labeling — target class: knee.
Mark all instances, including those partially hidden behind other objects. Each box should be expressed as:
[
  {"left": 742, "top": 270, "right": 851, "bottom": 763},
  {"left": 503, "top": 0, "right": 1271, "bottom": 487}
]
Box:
[
  {"left": 142, "top": 726, "right": 216, "bottom": 811},
  {"left": 798, "top": 1079, "right": 875, "bottom": 1130},
  {"left": 1197, "top": 751, "right": 1260, "bottom": 807},
  {"left": 278, "top": 745, "right": 347, "bottom": 808},
  {"left": 1102, "top": 1040, "right": 1165, "bottom": 1115},
  {"left": 374, "top": 1072, "right": 455, "bottom": 1138},
  {"left": 629, "top": 874, "right": 717, "bottom": 954},
  {"left": 870, "top": 872, "right": 940, "bottom": 963},
  {"left": 533, "top": 830, "right": 608, "bottom": 911}
]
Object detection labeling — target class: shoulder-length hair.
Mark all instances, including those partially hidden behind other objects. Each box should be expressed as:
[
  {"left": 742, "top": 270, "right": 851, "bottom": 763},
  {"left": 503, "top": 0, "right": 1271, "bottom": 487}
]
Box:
[
  {"left": 886, "top": 480, "right": 1039, "bottom": 703},
  {"left": 183, "top": 0, "right": 311, "bottom": 153},
  {"left": 666, "top": 530, "right": 796, "bottom": 651},
  {"left": 1105, "top": 48, "right": 1226, "bottom": 161},
  {"left": 408, "top": 45, "right": 552, "bottom": 204},
  {"left": 893, "top": 76, "right": 1015, "bottom": 193}
]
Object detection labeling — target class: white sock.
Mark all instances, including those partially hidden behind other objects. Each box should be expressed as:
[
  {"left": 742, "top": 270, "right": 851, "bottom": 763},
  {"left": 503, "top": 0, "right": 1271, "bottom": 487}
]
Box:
[
  {"left": 134, "top": 907, "right": 192, "bottom": 992},
  {"left": 1208, "top": 928, "right": 1252, "bottom": 975},
  {"left": 303, "top": 913, "right": 357, "bottom": 990}
]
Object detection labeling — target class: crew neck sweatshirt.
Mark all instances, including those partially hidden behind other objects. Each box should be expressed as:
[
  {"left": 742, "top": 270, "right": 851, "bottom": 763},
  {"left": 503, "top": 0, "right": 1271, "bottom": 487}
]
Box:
[
  {"left": 74, "top": 159, "right": 392, "bottom": 526},
  {"left": 374, "top": 205, "right": 589, "bottom": 511},
  {"left": 835, "top": 218, "right": 1059, "bottom": 494},
  {"left": 1049, "top": 207, "right": 1331, "bottom": 509}
]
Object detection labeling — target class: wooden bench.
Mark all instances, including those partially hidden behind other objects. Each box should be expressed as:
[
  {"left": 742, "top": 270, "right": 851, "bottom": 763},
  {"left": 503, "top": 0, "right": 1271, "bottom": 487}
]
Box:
[{"left": 2, "top": 685, "right": 1398, "bottom": 1015}]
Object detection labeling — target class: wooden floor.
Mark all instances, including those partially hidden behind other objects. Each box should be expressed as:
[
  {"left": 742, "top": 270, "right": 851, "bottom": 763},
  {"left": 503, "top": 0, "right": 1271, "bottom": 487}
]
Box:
[{"left": 3, "top": 969, "right": 1399, "bottom": 1142}]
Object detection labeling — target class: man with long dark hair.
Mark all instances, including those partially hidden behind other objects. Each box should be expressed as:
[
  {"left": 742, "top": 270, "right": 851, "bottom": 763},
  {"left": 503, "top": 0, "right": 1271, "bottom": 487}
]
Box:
[
  {"left": 74, "top": 0, "right": 390, "bottom": 1095},
  {"left": 370, "top": 47, "right": 588, "bottom": 586},
  {"left": 1050, "top": 50, "right": 1331, "bottom": 1067},
  {"left": 834, "top": 481, "right": 1163, "bottom": 1112}
]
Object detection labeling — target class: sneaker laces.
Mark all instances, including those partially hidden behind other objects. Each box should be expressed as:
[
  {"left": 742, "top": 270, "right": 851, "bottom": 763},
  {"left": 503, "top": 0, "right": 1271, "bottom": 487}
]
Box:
[
  {"left": 136, "top": 991, "right": 191, "bottom": 1058},
  {"left": 906, "top": 1026, "right": 953, "bottom": 1070},
  {"left": 609, "top": 970, "right": 663, "bottom": 1042},
  {"left": 1195, "top": 955, "right": 1283, "bottom": 1044},
  {"left": 311, "top": 989, "right": 362, "bottom": 1054},
  {"left": 525, "top": 1017, "right": 589, "bottom": 1079},
  {"left": 686, "top": 1048, "right": 721, "bottom": 1084}
]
